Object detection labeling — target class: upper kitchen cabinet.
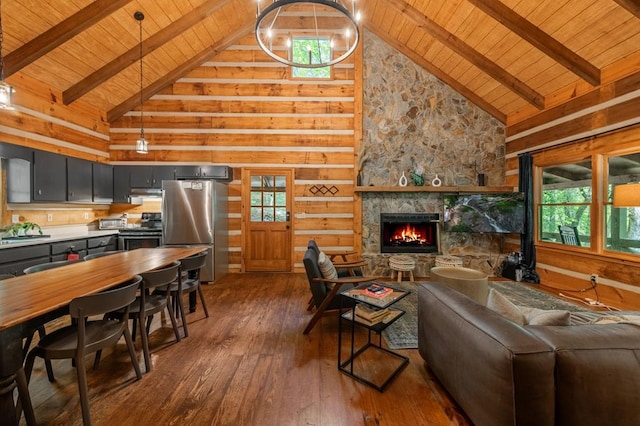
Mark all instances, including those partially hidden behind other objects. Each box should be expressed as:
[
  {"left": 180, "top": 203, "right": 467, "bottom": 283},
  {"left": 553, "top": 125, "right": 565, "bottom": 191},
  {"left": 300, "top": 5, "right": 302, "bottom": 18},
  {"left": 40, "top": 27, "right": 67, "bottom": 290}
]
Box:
[
  {"left": 67, "top": 157, "right": 93, "bottom": 202},
  {"left": 33, "top": 150, "right": 67, "bottom": 202},
  {"left": 93, "top": 163, "right": 113, "bottom": 203},
  {"left": 0, "top": 142, "right": 31, "bottom": 161},
  {"left": 174, "top": 165, "right": 232, "bottom": 181},
  {"left": 113, "top": 166, "right": 132, "bottom": 203},
  {"left": 129, "top": 166, "right": 174, "bottom": 189}
]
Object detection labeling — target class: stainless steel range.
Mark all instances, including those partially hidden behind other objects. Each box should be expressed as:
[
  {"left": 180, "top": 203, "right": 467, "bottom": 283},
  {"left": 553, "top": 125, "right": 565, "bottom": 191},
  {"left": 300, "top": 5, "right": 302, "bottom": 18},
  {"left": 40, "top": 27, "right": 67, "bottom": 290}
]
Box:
[{"left": 118, "top": 212, "right": 163, "bottom": 250}]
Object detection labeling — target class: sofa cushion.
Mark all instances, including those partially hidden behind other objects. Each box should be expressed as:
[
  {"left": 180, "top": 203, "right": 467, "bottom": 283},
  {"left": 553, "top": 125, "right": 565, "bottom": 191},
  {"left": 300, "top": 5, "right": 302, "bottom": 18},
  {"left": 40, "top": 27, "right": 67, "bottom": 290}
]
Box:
[
  {"left": 487, "top": 288, "right": 526, "bottom": 325},
  {"left": 487, "top": 289, "right": 571, "bottom": 326},
  {"left": 318, "top": 251, "right": 338, "bottom": 280},
  {"left": 520, "top": 306, "right": 571, "bottom": 326}
]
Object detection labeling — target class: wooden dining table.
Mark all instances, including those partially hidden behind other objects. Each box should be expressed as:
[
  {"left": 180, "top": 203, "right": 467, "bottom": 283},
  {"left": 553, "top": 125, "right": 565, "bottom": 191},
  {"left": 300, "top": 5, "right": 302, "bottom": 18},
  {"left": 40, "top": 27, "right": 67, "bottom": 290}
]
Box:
[{"left": 0, "top": 246, "right": 207, "bottom": 425}]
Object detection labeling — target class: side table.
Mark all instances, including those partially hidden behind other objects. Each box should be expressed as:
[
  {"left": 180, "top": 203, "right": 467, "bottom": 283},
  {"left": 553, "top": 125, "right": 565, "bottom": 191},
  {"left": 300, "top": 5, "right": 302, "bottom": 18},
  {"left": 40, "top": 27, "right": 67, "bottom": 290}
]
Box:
[{"left": 338, "top": 282, "right": 410, "bottom": 391}]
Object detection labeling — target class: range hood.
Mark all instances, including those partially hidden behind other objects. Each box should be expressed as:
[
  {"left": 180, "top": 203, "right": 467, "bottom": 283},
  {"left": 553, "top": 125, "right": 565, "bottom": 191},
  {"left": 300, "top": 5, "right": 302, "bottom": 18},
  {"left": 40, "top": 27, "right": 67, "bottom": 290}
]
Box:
[{"left": 130, "top": 187, "right": 162, "bottom": 197}]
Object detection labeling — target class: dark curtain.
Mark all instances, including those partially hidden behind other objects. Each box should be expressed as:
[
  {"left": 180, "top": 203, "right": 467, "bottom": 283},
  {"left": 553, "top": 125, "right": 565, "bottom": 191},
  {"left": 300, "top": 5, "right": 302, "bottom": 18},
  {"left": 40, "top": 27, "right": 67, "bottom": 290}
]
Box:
[{"left": 519, "top": 152, "right": 540, "bottom": 283}]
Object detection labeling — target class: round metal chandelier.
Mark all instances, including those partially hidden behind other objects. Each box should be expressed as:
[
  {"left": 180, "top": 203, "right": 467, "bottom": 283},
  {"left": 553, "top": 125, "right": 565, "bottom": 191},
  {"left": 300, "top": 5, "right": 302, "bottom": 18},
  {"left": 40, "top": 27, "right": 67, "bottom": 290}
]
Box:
[{"left": 255, "top": 0, "right": 361, "bottom": 68}]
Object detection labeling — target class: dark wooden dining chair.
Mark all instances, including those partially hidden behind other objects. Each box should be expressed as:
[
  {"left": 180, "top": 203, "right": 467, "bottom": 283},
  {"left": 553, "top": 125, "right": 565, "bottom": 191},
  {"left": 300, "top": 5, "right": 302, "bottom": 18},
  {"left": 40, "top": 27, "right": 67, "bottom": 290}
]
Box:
[
  {"left": 21, "top": 260, "right": 85, "bottom": 381},
  {"left": 106, "top": 261, "right": 181, "bottom": 373},
  {"left": 21, "top": 275, "right": 143, "bottom": 426},
  {"left": 83, "top": 250, "right": 121, "bottom": 260},
  {"left": 158, "top": 251, "right": 209, "bottom": 338},
  {"left": 23, "top": 259, "right": 84, "bottom": 274}
]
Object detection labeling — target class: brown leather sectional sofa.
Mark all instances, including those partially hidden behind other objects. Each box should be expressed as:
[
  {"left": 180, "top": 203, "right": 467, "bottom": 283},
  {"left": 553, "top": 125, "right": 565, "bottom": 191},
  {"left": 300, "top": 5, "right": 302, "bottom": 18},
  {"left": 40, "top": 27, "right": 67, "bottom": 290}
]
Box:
[{"left": 418, "top": 282, "right": 640, "bottom": 426}]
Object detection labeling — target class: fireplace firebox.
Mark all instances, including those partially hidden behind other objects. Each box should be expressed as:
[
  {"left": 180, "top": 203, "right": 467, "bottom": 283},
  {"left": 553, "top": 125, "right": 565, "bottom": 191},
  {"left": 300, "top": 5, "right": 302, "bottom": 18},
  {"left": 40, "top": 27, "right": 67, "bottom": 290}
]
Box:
[{"left": 380, "top": 213, "right": 440, "bottom": 253}]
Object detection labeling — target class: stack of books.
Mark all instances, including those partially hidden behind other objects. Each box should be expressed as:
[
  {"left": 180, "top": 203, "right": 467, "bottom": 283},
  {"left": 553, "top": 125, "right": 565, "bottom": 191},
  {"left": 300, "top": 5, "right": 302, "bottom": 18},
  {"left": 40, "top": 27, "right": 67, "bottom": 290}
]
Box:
[
  {"left": 363, "top": 283, "right": 393, "bottom": 299},
  {"left": 354, "top": 303, "right": 391, "bottom": 325}
]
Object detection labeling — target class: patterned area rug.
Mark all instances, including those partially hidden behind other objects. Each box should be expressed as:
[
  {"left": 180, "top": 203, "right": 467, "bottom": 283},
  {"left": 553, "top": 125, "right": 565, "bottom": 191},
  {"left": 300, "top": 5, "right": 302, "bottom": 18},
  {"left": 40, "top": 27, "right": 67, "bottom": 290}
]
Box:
[{"left": 381, "top": 281, "right": 588, "bottom": 350}]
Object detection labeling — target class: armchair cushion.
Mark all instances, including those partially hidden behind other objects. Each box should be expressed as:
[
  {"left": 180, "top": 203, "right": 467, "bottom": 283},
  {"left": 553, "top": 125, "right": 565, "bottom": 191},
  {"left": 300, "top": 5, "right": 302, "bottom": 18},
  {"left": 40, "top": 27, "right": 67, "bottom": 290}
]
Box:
[{"left": 318, "top": 251, "right": 338, "bottom": 280}]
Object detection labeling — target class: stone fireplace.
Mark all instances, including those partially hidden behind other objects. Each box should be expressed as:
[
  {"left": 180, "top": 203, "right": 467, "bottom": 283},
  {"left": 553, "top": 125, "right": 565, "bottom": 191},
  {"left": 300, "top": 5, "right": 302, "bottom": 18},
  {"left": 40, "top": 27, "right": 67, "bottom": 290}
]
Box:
[
  {"left": 380, "top": 213, "right": 440, "bottom": 253},
  {"left": 357, "top": 31, "right": 508, "bottom": 278}
]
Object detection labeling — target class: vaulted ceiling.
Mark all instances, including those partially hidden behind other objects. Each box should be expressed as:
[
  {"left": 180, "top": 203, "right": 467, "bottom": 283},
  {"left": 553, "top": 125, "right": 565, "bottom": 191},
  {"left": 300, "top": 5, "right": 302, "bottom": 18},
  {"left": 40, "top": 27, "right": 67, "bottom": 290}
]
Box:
[{"left": 4, "top": 0, "right": 640, "bottom": 124}]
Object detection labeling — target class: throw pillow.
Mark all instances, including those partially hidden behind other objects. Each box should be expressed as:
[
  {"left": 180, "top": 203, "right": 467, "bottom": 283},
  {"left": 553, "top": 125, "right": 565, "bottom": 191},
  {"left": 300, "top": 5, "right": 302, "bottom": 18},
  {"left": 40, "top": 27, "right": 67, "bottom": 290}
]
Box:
[
  {"left": 590, "top": 314, "right": 640, "bottom": 325},
  {"left": 519, "top": 306, "right": 571, "bottom": 326},
  {"left": 318, "top": 251, "right": 338, "bottom": 280},
  {"left": 486, "top": 288, "right": 526, "bottom": 325}
]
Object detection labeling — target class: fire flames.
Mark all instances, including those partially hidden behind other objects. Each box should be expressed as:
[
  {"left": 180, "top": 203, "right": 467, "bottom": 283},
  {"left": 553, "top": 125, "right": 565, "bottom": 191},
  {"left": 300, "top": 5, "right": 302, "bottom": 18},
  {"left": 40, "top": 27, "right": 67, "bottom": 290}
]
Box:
[{"left": 390, "top": 224, "right": 427, "bottom": 244}]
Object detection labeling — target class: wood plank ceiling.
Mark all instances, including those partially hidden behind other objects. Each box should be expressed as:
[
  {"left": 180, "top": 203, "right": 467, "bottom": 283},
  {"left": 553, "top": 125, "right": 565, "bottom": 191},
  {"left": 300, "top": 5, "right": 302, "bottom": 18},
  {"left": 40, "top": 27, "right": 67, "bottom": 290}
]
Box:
[{"left": 3, "top": 0, "right": 640, "bottom": 125}]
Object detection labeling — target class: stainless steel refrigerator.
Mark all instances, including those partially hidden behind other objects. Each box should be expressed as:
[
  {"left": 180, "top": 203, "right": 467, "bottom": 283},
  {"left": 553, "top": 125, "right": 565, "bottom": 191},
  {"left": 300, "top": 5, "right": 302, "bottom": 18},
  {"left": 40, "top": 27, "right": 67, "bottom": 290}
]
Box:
[{"left": 162, "top": 180, "right": 228, "bottom": 282}]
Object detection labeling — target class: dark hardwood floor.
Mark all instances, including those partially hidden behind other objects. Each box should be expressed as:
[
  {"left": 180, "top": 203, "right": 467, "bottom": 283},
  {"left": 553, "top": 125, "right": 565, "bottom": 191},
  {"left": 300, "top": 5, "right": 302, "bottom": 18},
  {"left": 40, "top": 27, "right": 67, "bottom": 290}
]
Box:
[{"left": 20, "top": 273, "right": 469, "bottom": 425}]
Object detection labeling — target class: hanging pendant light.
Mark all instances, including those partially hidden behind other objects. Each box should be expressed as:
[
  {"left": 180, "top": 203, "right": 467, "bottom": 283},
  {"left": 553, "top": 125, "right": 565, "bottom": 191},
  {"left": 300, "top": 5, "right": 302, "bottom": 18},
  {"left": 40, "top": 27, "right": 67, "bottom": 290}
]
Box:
[
  {"left": 0, "top": 0, "right": 15, "bottom": 110},
  {"left": 134, "top": 11, "right": 148, "bottom": 154}
]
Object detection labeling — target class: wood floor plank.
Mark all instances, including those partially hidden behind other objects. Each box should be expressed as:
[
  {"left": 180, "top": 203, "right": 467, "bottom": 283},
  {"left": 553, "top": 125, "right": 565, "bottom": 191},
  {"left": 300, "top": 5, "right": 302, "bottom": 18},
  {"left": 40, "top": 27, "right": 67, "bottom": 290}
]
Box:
[{"left": 19, "top": 273, "right": 469, "bottom": 425}]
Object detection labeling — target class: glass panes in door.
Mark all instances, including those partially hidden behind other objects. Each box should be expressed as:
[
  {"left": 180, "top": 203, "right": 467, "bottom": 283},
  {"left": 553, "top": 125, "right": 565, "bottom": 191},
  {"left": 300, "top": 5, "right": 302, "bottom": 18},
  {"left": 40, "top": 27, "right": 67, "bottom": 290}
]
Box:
[{"left": 250, "top": 175, "right": 287, "bottom": 222}]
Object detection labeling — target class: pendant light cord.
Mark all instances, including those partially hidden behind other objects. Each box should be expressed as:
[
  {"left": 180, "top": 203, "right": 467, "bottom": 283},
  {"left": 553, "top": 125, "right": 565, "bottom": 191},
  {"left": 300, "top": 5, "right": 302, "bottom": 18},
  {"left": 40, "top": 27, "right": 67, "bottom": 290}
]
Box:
[{"left": 136, "top": 11, "right": 144, "bottom": 141}]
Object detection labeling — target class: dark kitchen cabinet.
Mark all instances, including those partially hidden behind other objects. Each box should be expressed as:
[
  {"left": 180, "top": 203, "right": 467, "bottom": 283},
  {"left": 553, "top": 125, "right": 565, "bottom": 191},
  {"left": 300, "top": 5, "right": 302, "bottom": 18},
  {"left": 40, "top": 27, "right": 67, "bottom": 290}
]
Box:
[
  {"left": 86, "top": 235, "right": 118, "bottom": 255},
  {"left": 67, "top": 157, "right": 93, "bottom": 202},
  {"left": 173, "top": 166, "right": 199, "bottom": 179},
  {"left": 33, "top": 150, "right": 67, "bottom": 202},
  {"left": 51, "top": 239, "right": 88, "bottom": 261},
  {"left": 174, "top": 165, "right": 232, "bottom": 181},
  {"left": 129, "top": 166, "right": 174, "bottom": 188},
  {"left": 0, "top": 244, "right": 50, "bottom": 276},
  {"left": 113, "top": 166, "right": 132, "bottom": 203},
  {"left": 93, "top": 163, "right": 113, "bottom": 203}
]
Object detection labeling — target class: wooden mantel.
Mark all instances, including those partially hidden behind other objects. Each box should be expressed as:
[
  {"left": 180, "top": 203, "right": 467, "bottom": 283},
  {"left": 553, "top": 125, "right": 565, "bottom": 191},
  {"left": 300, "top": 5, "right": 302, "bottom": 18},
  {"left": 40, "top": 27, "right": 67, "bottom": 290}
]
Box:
[{"left": 355, "top": 185, "right": 516, "bottom": 193}]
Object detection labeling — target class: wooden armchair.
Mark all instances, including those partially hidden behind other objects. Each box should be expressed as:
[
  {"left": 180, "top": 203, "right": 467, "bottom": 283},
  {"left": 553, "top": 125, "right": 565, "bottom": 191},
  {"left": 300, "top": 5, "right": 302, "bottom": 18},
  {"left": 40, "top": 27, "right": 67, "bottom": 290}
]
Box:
[
  {"left": 558, "top": 225, "right": 581, "bottom": 246},
  {"left": 307, "top": 240, "right": 364, "bottom": 277},
  {"left": 302, "top": 247, "right": 377, "bottom": 334}
]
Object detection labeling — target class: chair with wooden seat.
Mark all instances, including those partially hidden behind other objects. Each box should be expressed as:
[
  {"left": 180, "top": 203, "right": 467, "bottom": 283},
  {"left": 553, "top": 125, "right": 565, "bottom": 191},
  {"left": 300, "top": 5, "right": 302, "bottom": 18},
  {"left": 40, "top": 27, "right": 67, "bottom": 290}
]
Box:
[
  {"left": 22, "top": 260, "right": 85, "bottom": 382},
  {"left": 558, "top": 225, "right": 581, "bottom": 246},
  {"left": 22, "top": 275, "right": 143, "bottom": 426},
  {"left": 157, "top": 251, "right": 208, "bottom": 338},
  {"left": 302, "top": 247, "right": 377, "bottom": 334},
  {"left": 83, "top": 250, "right": 121, "bottom": 260},
  {"left": 307, "top": 240, "right": 364, "bottom": 275},
  {"left": 23, "top": 258, "right": 84, "bottom": 274},
  {"left": 106, "top": 261, "right": 181, "bottom": 373},
  {"left": 305, "top": 240, "right": 365, "bottom": 311}
]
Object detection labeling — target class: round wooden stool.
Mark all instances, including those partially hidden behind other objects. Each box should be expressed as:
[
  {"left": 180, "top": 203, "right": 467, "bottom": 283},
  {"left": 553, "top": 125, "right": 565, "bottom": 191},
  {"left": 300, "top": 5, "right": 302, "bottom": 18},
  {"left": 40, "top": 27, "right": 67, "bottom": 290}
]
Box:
[{"left": 389, "top": 255, "right": 416, "bottom": 282}]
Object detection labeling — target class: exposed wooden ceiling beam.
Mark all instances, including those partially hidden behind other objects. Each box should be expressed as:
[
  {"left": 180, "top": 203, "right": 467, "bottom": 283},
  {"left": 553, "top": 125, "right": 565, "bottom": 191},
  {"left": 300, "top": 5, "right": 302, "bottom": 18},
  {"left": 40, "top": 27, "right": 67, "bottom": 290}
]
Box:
[
  {"left": 365, "top": 26, "right": 506, "bottom": 123},
  {"left": 613, "top": 0, "right": 640, "bottom": 18},
  {"left": 384, "top": 0, "right": 545, "bottom": 110},
  {"left": 467, "top": 0, "right": 601, "bottom": 86},
  {"left": 4, "top": 0, "right": 133, "bottom": 77},
  {"left": 107, "top": 22, "right": 254, "bottom": 122},
  {"left": 63, "top": 0, "right": 233, "bottom": 105}
]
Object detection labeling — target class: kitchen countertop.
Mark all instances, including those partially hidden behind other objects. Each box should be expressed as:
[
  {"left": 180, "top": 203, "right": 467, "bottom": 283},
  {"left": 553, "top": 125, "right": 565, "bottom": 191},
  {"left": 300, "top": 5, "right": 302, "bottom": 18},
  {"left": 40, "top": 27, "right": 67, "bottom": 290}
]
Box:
[{"left": 0, "top": 230, "right": 119, "bottom": 249}]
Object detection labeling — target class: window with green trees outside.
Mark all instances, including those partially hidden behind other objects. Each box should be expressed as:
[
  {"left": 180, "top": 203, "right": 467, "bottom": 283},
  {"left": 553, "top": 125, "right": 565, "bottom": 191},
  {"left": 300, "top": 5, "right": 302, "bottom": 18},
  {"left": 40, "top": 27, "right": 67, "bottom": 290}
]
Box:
[
  {"left": 539, "top": 160, "right": 592, "bottom": 247},
  {"left": 537, "top": 151, "right": 640, "bottom": 256},
  {"left": 291, "top": 36, "right": 332, "bottom": 78},
  {"left": 606, "top": 152, "right": 640, "bottom": 254}
]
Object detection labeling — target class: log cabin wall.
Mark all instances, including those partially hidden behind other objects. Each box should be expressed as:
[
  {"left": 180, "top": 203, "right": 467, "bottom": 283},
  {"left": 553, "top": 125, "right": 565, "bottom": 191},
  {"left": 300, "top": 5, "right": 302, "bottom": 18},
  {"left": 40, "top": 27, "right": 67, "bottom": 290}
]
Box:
[
  {"left": 108, "top": 33, "right": 359, "bottom": 273},
  {"left": 505, "top": 72, "right": 640, "bottom": 310}
]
